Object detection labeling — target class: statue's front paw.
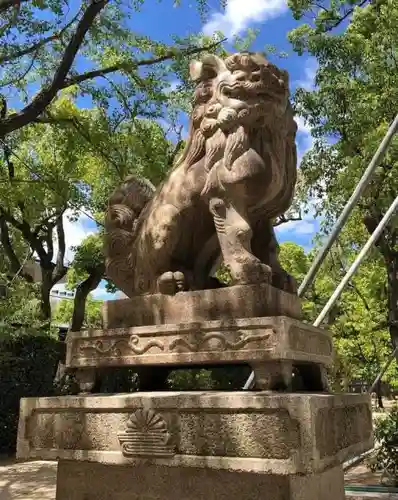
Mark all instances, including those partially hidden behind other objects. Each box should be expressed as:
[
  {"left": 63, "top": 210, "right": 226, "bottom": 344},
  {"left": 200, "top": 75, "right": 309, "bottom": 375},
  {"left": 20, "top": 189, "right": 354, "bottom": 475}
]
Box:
[{"left": 157, "top": 271, "right": 187, "bottom": 295}]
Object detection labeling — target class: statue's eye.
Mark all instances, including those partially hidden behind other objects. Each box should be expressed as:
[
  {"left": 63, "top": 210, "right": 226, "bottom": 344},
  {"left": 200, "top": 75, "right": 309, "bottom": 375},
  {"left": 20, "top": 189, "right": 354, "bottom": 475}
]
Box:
[
  {"left": 202, "top": 67, "right": 218, "bottom": 80},
  {"left": 232, "top": 70, "right": 247, "bottom": 80}
]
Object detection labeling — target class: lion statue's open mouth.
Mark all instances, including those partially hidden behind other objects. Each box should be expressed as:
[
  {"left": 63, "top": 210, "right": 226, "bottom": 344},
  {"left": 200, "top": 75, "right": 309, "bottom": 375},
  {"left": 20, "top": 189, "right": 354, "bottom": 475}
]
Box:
[{"left": 104, "top": 52, "right": 298, "bottom": 297}]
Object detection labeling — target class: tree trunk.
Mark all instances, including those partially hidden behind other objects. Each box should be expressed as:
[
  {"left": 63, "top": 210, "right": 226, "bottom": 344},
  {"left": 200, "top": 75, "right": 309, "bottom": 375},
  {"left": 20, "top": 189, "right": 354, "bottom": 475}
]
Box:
[
  {"left": 71, "top": 265, "right": 104, "bottom": 332},
  {"left": 40, "top": 267, "right": 54, "bottom": 321},
  {"left": 386, "top": 256, "right": 398, "bottom": 350},
  {"left": 376, "top": 380, "right": 384, "bottom": 409}
]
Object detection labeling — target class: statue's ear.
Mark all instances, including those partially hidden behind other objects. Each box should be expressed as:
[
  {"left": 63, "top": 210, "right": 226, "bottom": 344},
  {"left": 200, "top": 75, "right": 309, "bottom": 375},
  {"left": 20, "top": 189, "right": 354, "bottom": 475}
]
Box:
[{"left": 189, "top": 60, "right": 203, "bottom": 81}]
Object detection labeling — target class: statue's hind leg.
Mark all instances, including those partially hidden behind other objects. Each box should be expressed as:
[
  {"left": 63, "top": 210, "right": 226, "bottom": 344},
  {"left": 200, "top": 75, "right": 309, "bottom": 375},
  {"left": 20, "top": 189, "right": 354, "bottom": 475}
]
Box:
[{"left": 209, "top": 197, "right": 272, "bottom": 285}]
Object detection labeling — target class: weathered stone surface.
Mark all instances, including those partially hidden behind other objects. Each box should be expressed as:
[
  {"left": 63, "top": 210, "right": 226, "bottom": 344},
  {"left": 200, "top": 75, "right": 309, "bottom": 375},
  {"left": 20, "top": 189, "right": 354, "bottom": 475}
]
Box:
[
  {"left": 55, "top": 460, "right": 345, "bottom": 500},
  {"left": 316, "top": 404, "right": 372, "bottom": 458},
  {"left": 17, "top": 392, "right": 372, "bottom": 475},
  {"left": 102, "top": 284, "right": 301, "bottom": 329},
  {"left": 66, "top": 316, "right": 331, "bottom": 372}
]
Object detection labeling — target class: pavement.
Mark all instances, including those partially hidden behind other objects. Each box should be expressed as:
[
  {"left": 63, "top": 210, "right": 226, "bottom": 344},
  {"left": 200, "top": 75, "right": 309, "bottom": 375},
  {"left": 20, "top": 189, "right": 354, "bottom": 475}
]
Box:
[{"left": 0, "top": 459, "right": 56, "bottom": 500}]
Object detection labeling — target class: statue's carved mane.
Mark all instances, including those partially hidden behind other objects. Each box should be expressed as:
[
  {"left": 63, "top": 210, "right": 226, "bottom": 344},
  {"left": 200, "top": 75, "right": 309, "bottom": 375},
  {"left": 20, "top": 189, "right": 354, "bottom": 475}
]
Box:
[{"left": 175, "top": 52, "right": 297, "bottom": 185}]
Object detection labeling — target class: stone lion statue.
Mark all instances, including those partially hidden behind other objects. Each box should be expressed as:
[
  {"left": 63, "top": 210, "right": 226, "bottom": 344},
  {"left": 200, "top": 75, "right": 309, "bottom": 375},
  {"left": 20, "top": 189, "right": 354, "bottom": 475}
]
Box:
[{"left": 105, "top": 52, "right": 298, "bottom": 297}]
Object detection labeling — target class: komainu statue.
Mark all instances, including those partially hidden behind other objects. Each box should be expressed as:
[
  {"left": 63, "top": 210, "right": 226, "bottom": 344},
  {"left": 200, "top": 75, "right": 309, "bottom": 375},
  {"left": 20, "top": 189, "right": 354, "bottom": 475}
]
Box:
[{"left": 105, "top": 52, "right": 298, "bottom": 297}]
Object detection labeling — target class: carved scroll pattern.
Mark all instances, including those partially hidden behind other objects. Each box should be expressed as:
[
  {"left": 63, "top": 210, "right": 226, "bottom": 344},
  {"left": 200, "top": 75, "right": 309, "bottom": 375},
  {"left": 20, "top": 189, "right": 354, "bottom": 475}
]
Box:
[
  {"left": 169, "top": 330, "right": 274, "bottom": 353},
  {"left": 79, "top": 335, "right": 164, "bottom": 357},
  {"left": 77, "top": 327, "right": 275, "bottom": 359}
]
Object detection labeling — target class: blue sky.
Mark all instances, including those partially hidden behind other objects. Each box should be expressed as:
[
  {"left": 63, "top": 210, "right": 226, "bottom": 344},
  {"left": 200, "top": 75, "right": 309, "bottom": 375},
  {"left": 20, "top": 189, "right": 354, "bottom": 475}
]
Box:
[{"left": 59, "top": 0, "right": 321, "bottom": 300}]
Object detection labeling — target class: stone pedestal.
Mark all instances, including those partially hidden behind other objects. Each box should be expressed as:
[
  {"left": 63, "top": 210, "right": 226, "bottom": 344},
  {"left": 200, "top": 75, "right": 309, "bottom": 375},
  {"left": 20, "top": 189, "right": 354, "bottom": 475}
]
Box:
[
  {"left": 17, "top": 392, "right": 373, "bottom": 500},
  {"left": 55, "top": 461, "right": 345, "bottom": 500},
  {"left": 16, "top": 285, "right": 374, "bottom": 499}
]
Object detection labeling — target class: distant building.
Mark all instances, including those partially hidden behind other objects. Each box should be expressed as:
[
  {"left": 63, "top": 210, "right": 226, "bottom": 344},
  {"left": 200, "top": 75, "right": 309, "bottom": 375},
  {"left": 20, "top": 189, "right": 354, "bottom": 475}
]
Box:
[{"left": 50, "top": 286, "right": 75, "bottom": 305}]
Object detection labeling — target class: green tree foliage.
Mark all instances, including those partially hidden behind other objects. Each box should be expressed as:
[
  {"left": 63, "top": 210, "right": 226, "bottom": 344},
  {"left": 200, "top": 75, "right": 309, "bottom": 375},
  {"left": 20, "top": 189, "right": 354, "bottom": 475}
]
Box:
[
  {"left": 53, "top": 295, "right": 102, "bottom": 329},
  {"left": 0, "top": 333, "right": 64, "bottom": 453},
  {"left": 279, "top": 241, "right": 396, "bottom": 391},
  {"left": 0, "top": 94, "right": 180, "bottom": 323},
  {"left": 0, "top": 278, "right": 43, "bottom": 334},
  {"left": 0, "top": 0, "right": 226, "bottom": 138},
  {"left": 287, "top": 0, "right": 398, "bottom": 356},
  {"left": 370, "top": 406, "right": 398, "bottom": 484}
]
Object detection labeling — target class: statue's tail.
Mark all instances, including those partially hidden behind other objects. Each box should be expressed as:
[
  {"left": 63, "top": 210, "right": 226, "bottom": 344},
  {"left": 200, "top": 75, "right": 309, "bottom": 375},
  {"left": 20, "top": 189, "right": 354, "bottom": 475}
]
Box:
[{"left": 104, "top": 175, "right": 155, "bottom": 296}]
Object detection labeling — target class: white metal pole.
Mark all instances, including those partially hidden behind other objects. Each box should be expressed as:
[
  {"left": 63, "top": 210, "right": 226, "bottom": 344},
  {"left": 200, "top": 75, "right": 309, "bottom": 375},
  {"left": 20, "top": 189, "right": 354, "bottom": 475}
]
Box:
[
  {"left": 368, "top": 345, "right": 398, "bottom": 395},
  {"left": 243, "top": 114, "right": 398, "bottom": 391},
  {"left": 298, "top": 114, "right": 398, "bottom": 298},
  {"left": 313, "top": 195, "right": 398, "bottom": 328}
]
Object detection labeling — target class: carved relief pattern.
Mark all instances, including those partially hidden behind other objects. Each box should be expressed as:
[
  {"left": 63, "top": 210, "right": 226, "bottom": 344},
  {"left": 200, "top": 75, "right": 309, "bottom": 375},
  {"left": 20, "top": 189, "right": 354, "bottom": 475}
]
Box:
[
  {"left": 118, "top": 409, "right": 175, "bottom": 457},
  {"left": 76, "top": 327, "right": 275, "bottom": 360},
  {"left": 79, "top": 336, "right": 164, "bottom": 357},
  {"left": 169, "top": 330, "right": 274, "bottom": 353}
]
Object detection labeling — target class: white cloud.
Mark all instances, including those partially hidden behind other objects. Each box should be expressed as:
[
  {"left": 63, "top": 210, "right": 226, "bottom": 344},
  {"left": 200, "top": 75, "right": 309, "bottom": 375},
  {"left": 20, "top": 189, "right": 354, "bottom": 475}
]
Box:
[
  {"left": 294, "top": 57, "right": 318, "bottom": 91},
  {"left": 295, "top": 115, "right": 314, "bottom": 165},
  {"left": 90, "top": 284, "right": 110, "bottom": 300},
  {"left": 62, "top": 210, "right": 96, "bottom": 264},
  {"left": 276, "top": 216, "right": 317, "bottom": 237},
  {"left": 275, "top": 210, "right": 319, "bottom": 251},
  {"left": 284, "top": 219, "right": 315, "bottom": 235},
  {"left": 203, "top": 0, "right": 288, "bottom": 38},
  {"left": 33, "top": 210, "right": 96, "bottom": 267},
  {"left": 295, "top": 115, "right": 311, "bottom": 136},
  {"left": 275, "top": 199, "right": 322, "bottom": 246}
]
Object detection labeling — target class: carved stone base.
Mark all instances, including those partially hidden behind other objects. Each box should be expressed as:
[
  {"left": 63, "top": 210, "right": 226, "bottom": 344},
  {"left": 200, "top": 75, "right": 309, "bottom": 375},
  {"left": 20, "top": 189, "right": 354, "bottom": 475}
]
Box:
[
  {"left": 17, "top": 392, "right": 373, "bottom": 475},
  {"left": 65, "top": 316, "right": 333, "bottom": 392},
  {"left": 55, "top": 460, "right": 346, "bottom": 500}
]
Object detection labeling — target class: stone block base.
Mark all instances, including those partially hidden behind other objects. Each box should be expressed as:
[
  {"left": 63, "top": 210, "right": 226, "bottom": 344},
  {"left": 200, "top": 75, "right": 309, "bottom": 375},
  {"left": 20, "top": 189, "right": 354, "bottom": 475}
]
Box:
[
  {"left": 56, "top": 460, "right": 345, "bottom": 500},
  {"left": 102, "top": 284, "right": 302, "bottom": 329},
  {"left": 17, "top": 392, "right": 373, "bottom": 475}
]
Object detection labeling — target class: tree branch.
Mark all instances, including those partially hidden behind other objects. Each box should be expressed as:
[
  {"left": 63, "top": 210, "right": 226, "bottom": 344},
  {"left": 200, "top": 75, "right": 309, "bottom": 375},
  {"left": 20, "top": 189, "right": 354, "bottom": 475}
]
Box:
[
  {"left": 53, "top": 215, "right": 66, "bottom": 283},
  {"left": 71, "top": 263, "right": 104, "bottom": 331},
  {"left": 322, "top": 0, "right": 369, "bottom": 32},
  {"left": 61, "top": 38, "right": 226, "bottom": 89},
  {"left": 45, "top": 224, "right": 54, "bottom": 262},
  {"left": 0, "top": 9, "right": 81, "bottom": 65},
  {"left": 32, "top": 207, "right": 64, "bottom": 236},
  {"left": 0, "top": 215, "right": 34, "bottom": 282},
  {"left": 273, "top": 212, "right": 302, "bottom": 227},
  {"left": 0, "top": 205, "right": 48, "bottom": 262},
  {"left": 0, "top": 0, "right": 27, "bottom": 13},
  {"left": 0, "top": 0, "right": 108, "bottom": 138}
]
